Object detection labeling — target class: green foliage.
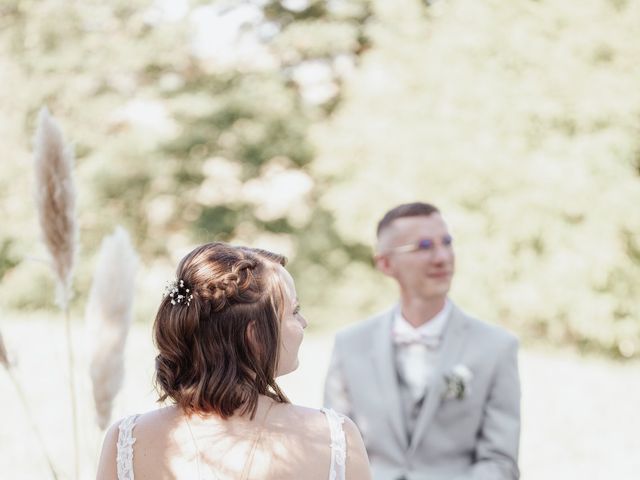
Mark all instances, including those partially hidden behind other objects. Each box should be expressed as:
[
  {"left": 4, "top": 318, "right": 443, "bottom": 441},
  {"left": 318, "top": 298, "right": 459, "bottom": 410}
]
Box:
[
  {"left": 0, "top": 239, "right": 20, "bottom": 282},
  {"left": 0, "top": 261, "right": 57, "bottom": 311},
  {"left": 1, "top": 0, "right": 639, "bottom": 359},
  {"left": 313, "top": 0, "right": 640, "bottom": 357},
  {"left": 0, "top": 0, "right": 372, "bottom": 321}
]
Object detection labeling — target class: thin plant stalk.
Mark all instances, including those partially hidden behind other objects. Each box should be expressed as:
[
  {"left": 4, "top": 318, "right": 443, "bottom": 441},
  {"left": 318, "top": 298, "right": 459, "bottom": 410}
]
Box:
[
  {"left": 6, "top": 371, "right": 60, "bottom": 480},
  {"left": 1, "top": 334, "right": 59, "bottom": 480},
  {"left": 33, "top": 107, "right": 80, "bottom": 480},
  {"left": 64, "top": 306, "right": 79, "bottom": 480}
]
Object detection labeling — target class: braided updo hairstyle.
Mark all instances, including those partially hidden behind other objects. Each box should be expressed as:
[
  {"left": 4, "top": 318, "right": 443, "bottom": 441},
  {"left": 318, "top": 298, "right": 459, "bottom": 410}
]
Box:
[{"left": 153, "top": 242, "right": 289, "bottom": 419}]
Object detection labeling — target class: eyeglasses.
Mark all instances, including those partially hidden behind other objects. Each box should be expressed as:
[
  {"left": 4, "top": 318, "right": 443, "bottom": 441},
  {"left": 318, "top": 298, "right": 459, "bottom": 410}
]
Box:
[{"left": 386, "top": 235, "right": 453, "bottom": 254}]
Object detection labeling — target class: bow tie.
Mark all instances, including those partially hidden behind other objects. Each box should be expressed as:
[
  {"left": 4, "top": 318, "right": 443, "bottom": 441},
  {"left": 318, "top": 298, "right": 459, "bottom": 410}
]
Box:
[{"left": 393, "top": 330, "right": 442, "bottom": 349}]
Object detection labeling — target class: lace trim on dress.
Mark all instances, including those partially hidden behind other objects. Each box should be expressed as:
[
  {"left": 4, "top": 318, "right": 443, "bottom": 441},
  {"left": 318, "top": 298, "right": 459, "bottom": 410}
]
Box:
[
  {"left": 321, "top": 408, "right": 346, "bottom": 480},
  {"left": 116, "top": 414, "right": 139, "bottom": 480}
]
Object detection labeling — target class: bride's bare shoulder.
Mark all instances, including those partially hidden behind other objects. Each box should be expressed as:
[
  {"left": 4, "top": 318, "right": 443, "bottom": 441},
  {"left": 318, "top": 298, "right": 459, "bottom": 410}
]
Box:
[
  {"left": 271, "top": 404, "right": 371, "bottom": 479},
  {"left": 276, "top": 403, "right": 326, "bottom": 420},
  {"left": 286, "top": 406, "right": 365, "bottom": 448},
  {"left": 135, "top": 405, "right": 180, "bottom": 424},
  {"left": 133, "top": 405, "right": 182, "bottom": 434},
  {"left": 97, "top": 409, "right": 176, "bottom": 480},
  {"left": 270, "top": 403, "right": 330, "bottom": 434}
]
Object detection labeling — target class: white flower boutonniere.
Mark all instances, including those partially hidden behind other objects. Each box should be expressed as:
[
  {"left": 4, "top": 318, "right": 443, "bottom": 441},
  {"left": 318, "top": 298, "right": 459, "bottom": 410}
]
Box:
[{"left": 443, "top": 364, "right": 473, "bottom": 400}]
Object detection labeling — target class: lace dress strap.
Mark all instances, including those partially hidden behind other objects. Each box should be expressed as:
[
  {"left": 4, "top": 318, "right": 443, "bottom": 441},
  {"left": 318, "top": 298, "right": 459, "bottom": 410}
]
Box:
[
  {"left": 116, "top": 414, "right": 139, "bottom": 480},
  {"left": 321, "top": 408, "right": 346, "bottom": 480}
]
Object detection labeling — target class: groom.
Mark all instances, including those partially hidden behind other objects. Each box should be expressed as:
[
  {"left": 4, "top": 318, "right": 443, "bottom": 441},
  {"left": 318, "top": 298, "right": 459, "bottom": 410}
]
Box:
[{"left": 324, "top": 202, "right": 521, "bottom": 480}]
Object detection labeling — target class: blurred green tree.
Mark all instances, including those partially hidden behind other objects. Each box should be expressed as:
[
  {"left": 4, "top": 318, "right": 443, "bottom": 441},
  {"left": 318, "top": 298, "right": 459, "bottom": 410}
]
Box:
[
  {"left": 0, "top": 0, "right": 372, "bottom": 312},
  {"left": 2, "top": 0, "right": 639, "bottom": 358},
  {"left": 312, "top": 0, "right": 640, "bottom": 357}
]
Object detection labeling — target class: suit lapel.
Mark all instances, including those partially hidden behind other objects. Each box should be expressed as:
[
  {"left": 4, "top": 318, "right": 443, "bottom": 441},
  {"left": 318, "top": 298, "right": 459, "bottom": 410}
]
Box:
[
  {"left": 371, "top": 307, "right": 408, "bottom": 450},
  {"left": 408, "top": 304, "right": 470, "bottom": 454}
]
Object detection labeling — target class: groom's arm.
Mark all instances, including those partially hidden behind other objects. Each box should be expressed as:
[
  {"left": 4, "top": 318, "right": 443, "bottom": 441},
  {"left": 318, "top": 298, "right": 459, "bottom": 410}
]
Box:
[
  {"left": 323, "top": 340, "right": 354, "bottom": 419},
  {"left": 456, "top": 335, "right": 522, "bottom": 480}
]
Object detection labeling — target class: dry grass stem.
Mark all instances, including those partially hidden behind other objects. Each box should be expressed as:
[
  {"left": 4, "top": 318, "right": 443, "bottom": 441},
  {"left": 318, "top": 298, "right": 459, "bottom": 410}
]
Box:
[
  {"left": 1, "top": 328, "right": 60, "bottom": 479},
  {"left": 6, "top": 370, "right": 61, "bottom": 480},
  {"left": 0, "top": 329, "right": 9, "bottom": 368},
  {"left": 33, "top": 106, "right": 80, "bottom": 479},
  {"left": 86, "top": 226, "right": 139, "bottom": 429},
  {"left": 33, "top": 106, "right": 78, "bottom": 309}
]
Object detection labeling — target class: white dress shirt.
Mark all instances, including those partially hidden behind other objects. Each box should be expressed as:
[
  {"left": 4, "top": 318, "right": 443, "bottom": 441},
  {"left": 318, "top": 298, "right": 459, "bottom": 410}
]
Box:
[{"left": 393, "top": 300, "right": 452, "bottom": 401}]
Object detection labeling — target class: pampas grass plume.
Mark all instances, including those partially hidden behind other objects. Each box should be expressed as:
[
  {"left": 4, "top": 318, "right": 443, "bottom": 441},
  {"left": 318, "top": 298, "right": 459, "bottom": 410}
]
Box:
[
  {"left": 86, "top": 226, "right": 139, "bottom": 429},
  {"left": 33, "top": 107, "right": 78, "bottom": 308}
]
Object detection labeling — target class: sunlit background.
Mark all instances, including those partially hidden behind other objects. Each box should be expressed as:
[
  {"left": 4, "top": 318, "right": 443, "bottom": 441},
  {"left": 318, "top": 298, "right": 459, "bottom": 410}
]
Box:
[{"left": 1, "top": 0, "right": 639, "bottom": 478}]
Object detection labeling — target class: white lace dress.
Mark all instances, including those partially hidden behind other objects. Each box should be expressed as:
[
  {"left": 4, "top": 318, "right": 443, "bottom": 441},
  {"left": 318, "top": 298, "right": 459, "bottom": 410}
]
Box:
[{"left": 116, "top": 407, "right": 347, "bottom": 480}]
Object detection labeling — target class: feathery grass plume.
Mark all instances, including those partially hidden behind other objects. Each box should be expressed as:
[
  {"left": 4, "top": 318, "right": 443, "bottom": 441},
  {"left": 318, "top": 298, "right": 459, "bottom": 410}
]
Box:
[
  {"left": 1, "top": 328, "right": 60, "bottom": 479},
  {"left": 33, "top": 106, "right": 80, "bottom": 479},
  {"left": 86, "top": 226, "right": 139, "bottom": 429},
  {"left": 33, "top": 106, "right": 78, "bottom": 309}
]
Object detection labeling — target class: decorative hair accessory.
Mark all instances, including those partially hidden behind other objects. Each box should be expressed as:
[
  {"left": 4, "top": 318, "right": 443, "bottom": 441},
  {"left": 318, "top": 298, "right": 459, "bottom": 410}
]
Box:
[{"left": 164, "top": 279, "right": 193, "bottom": 307}]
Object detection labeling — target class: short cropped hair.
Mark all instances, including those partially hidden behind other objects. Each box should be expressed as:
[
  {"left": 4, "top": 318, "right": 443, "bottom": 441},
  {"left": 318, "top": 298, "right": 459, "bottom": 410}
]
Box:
[
  {"left": 153, "top": 242, "right": 289, "bottom": 419},
  {"left": 376, "top": 202, "right": 440, "bottom": 237}
]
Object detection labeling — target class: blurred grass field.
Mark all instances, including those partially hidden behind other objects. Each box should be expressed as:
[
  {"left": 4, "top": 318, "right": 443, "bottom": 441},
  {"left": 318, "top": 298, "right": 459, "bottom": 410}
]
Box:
[{"left": 1, "top": 314, "right": 639, "bottom": 479}]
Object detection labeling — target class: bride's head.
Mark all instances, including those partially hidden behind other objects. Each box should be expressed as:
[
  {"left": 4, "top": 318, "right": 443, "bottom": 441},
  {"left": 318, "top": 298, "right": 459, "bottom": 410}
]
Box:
[{"left": 153, "top": 242, "right": 307, "bottom": 418}]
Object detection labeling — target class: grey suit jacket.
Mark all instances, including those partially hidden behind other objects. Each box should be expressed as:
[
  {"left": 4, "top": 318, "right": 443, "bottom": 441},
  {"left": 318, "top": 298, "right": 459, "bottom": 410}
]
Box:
[{"left": 324, "top": 304, "right": 521, "bottom": 480}]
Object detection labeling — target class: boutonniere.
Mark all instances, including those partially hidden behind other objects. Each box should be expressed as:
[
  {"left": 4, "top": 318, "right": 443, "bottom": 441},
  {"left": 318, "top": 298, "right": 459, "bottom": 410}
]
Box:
[{"left": 443, "top": 364, "right": 473, "bottom": 400}]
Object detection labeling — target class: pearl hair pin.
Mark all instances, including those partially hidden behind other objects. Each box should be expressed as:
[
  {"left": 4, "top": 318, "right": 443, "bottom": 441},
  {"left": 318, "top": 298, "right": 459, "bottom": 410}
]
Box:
[{"left": 164, "top": 279, "right": 193, "bottom": 307}]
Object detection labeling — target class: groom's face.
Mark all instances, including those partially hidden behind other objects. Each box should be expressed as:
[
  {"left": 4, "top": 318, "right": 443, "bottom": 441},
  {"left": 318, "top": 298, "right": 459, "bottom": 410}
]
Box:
[{"left": 375, "top": 213, "right": 455, "bottom": 301}]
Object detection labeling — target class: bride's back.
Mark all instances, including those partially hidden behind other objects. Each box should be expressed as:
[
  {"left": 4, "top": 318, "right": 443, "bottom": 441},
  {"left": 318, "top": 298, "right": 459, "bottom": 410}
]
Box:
[{"left": 103, "top": 401, "right": 368, "bottom": 480}]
